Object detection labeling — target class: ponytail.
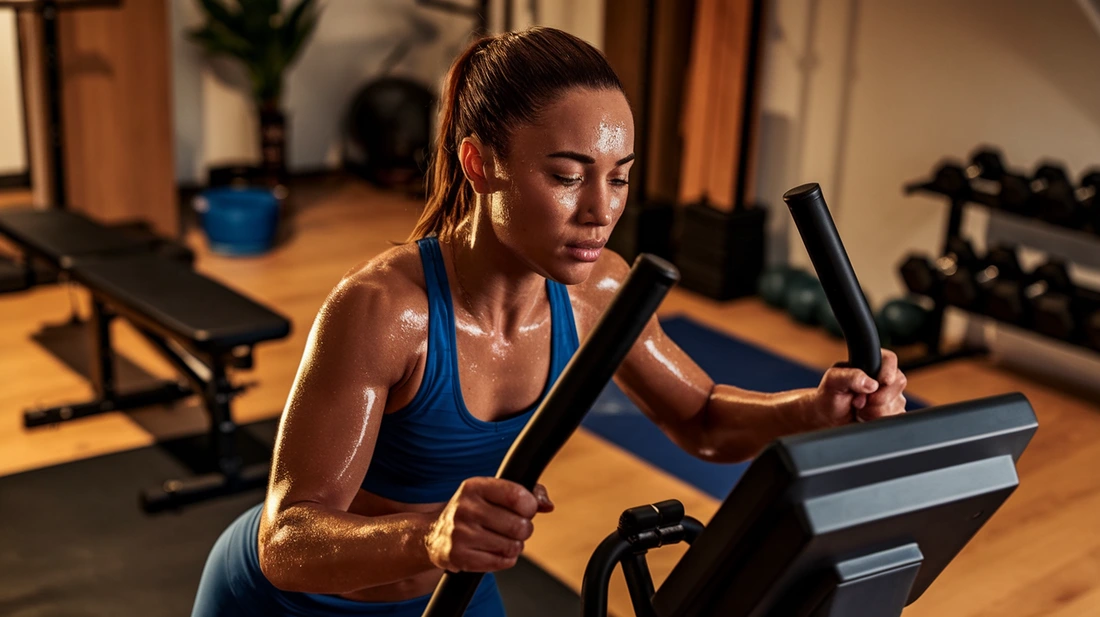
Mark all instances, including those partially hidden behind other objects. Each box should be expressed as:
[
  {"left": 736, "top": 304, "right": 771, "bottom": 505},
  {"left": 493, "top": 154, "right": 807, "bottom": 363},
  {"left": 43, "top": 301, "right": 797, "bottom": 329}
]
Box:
[
  {"left": 407, "top": 28, "right": 624, "bottom": 242},
  {"left": 408, "top": 38, "right": 489, "bottom": 242}
]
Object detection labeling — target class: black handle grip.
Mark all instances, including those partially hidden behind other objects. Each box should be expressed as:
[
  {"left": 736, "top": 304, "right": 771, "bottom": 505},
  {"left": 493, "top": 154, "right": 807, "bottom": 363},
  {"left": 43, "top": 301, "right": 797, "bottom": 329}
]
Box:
[
  {"left": 782, "top": 183, "right": 881, "bottom": 381},
  {"left": 422, "top": 254, "right": 680, "bottom": 617}
]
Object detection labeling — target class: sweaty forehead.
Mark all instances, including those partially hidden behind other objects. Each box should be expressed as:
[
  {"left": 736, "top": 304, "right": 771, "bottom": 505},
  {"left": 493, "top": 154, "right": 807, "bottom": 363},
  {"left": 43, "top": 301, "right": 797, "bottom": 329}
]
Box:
[{"left": 509, "top": 88, "right": 634, "bottom": 160}]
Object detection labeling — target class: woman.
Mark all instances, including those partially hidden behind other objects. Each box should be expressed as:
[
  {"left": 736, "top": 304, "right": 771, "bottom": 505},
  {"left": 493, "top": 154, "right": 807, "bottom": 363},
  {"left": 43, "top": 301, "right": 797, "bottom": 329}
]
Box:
[{"left": 191, "top": 27, "right": 907, "bottom": 617}]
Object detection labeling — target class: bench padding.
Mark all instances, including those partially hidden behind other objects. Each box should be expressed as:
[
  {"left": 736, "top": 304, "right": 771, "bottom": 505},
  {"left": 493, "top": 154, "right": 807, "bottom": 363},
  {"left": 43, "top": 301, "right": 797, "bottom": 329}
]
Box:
[
  {"left": 72, "top": 255, "right": 290, "bottom": 351},
  {"left": 0, "top": 208, "right": 153, "bottom": 265}
]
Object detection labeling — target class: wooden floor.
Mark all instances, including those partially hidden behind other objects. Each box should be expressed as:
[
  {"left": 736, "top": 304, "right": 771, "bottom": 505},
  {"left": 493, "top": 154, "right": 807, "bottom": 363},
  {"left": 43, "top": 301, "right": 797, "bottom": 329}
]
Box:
[{"left": 1, "top": 179, "right": 1099, "bottom": 616}]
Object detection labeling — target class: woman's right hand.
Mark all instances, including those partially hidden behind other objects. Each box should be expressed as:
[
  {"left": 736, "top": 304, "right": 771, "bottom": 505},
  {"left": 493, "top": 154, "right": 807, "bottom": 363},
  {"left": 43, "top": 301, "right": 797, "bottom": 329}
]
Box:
[{"left": 425, "top": 477, "right": 554, "bottom": 573}]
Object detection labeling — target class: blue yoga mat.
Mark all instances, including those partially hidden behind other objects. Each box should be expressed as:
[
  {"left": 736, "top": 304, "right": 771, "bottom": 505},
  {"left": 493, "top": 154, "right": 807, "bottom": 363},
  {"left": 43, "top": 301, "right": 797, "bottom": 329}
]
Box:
[{"left": 581, "top": 316, "right": 926, "bottom": 500}]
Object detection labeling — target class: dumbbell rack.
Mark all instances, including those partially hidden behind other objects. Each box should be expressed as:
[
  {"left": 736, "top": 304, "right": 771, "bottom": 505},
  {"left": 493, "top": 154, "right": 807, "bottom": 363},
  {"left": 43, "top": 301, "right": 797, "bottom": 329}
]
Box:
[{"left": 902, "top": 169, "right": 1100, "bottom": 370}]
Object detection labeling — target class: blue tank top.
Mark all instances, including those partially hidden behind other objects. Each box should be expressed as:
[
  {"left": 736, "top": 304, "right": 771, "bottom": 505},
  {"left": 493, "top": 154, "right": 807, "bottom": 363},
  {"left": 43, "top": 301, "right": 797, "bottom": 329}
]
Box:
[{"left": 360, "top": 237, "right": 580, "bottom": 503}]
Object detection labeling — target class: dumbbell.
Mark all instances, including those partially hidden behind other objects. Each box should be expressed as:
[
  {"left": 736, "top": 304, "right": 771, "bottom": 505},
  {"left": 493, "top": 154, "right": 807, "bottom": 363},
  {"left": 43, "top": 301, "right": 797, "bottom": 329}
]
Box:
[
  {"left": 965, "top": 148, "right": 1032, "bottom": 213},
  {"left": 927, "top": 162, "right": 971, "bottom": 199},
  {"left": 1031, "top": 163, "right": 1088, "bottom": 229},
  {"left": 941, "top": 239, "right": 992, "bottom": 311},
  {"left": 1025, "top": 260, "right": 1082, "bottom": 342},
  {"left": 906, "top": 160, "right": 971, "bottom": 201},
  {"left": 899, "top": 237, "right": 977, "bottom": 301},
  {"left": 1075, "top": 169, "right": 1100, "bottom": 235},
  {"left": 977, "top": 245, "right": 1028, "bottom": 323},
  {"left": 899, "top": 255, "right": 939, "bottom": 297}
]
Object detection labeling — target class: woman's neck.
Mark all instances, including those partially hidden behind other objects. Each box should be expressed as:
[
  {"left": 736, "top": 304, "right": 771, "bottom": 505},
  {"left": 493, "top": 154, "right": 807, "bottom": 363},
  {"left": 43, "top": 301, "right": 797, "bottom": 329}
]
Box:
[{"left": 446, "top": 213, "right": 547, "bottom": 336}]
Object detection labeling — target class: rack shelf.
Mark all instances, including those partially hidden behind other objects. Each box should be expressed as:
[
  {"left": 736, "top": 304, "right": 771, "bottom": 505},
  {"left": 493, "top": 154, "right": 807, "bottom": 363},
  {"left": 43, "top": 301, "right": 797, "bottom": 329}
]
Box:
[{"left": 897, "top": 171, "right": 1100, "bottom": 370}]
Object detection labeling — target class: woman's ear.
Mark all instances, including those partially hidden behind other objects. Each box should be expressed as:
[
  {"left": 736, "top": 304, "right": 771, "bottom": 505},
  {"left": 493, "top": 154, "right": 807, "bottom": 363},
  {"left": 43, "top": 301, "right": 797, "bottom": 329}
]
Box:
[{"left": 458, "top": 136, "right": 496, "bottom": 195}]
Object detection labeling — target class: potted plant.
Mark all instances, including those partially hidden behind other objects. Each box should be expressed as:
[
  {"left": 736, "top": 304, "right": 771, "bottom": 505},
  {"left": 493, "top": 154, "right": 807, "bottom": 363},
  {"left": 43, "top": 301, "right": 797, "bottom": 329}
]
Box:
[{"left": 188, "top": 0, "right": 321, "bottom": 187}]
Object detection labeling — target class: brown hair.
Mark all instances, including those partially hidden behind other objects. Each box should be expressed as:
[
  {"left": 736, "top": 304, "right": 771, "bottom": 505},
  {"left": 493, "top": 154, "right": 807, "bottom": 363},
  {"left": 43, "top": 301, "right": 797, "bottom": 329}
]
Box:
[{"left": 408, "top": 27, "right": 625, "bottom": 242}]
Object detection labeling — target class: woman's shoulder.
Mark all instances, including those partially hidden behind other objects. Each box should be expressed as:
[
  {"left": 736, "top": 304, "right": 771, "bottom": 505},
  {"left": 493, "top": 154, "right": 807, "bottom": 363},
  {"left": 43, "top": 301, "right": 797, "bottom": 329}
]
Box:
[
  {"left": 338, "top": 242, "right": 428, "bottom": 299},
  {"left": 315, "top": 243, "right": 430, "bottom": 341},
  {"left": 567, "top": 248, "right": 632, "bottom": 332}
]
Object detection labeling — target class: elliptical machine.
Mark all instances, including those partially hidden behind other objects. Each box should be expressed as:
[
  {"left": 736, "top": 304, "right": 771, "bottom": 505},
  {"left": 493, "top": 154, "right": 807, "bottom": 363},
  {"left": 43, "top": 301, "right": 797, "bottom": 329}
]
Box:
[{"left": 422, "top": 183, "right": 1038, "bottom": 617}]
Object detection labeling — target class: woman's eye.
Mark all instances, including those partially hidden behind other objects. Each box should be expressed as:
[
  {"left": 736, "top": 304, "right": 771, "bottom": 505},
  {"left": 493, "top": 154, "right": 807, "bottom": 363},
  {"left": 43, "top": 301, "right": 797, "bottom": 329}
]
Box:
[{"left": 555, "top": 175, "right": 583, "bottom": 186}]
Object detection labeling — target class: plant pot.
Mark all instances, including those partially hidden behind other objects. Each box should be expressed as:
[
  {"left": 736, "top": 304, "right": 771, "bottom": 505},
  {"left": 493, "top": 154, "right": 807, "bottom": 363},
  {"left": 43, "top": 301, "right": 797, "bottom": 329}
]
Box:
[
  {"left": 194, "top": 187, "right": 281, "bottom": 256},
  {"left": 259, "top": 104, "right": 288, "bottom": 187}
]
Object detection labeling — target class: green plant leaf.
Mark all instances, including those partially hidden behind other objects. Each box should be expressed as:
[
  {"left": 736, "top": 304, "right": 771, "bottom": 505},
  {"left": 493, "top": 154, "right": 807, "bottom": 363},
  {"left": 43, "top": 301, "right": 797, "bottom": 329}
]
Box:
[
  {"left": 283, "top": 1, "right": 319, "bottom": 68},
  {"left": 196, "top": 0, "right": 247, "bottom": 38},
  {"left": 239, "top": 0, "right": 280, "bottom": 19},
  {"left": 188, "top": 0, "right": 323, "bottom": 106},
  {"left": 188, "top": 23, "right": 254, "bottom": 62},
  {"left": 280, "top": 0, "right": 315, "bottom": 55}
]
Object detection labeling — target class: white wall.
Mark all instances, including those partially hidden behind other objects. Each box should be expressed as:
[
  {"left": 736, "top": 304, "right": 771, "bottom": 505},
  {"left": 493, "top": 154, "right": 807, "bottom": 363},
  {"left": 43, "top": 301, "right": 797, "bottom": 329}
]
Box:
[
  {"left": 756, "top": 0, "right": 1100, "bottom": 387},
  {"left": 513, "top": 0, "right": 604, "bottom": 49},
  {"left": 0, "top": 8, "right": 27, "bottom": 176}
]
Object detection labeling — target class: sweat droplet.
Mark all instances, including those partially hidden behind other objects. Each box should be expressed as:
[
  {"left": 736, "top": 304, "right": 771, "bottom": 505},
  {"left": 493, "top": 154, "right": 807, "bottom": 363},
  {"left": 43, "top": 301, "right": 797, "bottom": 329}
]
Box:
[{"left": 595, "top": 120, "right": 626, "bottom": 156}]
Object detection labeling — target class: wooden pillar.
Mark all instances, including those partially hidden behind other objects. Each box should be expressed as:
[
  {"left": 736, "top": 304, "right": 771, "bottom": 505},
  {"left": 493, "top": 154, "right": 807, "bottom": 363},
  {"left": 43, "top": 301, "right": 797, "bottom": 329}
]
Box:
[
  {"left": 16, "top": 9, "right": 52, "bottom": 208},
  {"left": 644, "top": 0, "right": 697, "bottom": 204},
  {"left": 601, "top": 0, "right": 652, "bottom": 200},
  {"left": 602, "top": 0, "right": 695, "bottom": 205},
  {"left": 679, "top": 0, "right": 767, "bottom": 211},
  {"left": 58, "top": 1, "right": 176, "bottom": 236},
  {"left": 602, "top": 0, "right": 696, "bottom": 261}
]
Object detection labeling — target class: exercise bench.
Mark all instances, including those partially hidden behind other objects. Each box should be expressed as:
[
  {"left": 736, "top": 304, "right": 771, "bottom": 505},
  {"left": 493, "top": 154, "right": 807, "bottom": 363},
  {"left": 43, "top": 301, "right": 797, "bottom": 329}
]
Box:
[
  {"left": 0, "top": 208, "right": 291, "bottom": 512},
  {"left": 0, "top": 207, "right": 194, "bottom": 291}
]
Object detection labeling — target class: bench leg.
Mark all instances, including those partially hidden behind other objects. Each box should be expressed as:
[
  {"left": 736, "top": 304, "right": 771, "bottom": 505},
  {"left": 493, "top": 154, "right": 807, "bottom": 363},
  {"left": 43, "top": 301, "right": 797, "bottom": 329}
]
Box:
[
  {"left": 23, "top": 382, "right": 193, "bottom": 427},
  {"left": 139, "top": 358, "right": 270, "bottom": 513},
  {"left": 22, "top": 303, "right": 193, "bottom": 427},
  {"left": 90, "top": 299, "right": 116, "bottom": 400}
]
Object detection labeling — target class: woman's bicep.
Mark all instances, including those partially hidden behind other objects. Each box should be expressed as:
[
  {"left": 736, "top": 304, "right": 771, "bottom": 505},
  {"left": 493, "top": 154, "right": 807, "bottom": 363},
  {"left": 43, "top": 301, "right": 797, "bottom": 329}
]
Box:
[
  {"left": 575, "top": 251, "right": 714, "bottom": 429},
  {"left": 266, "top": 281, "right": 413, "bottom": 513},
  {"left": 613, "top": 316, "right": 714, "bottom": 427}
]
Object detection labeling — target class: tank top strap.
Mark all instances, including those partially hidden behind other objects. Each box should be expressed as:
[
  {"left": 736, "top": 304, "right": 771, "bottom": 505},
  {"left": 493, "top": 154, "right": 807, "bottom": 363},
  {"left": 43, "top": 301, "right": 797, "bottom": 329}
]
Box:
[
  {"left": 546, "top": 280, "right": 580, "bottom": 377},
  {"left": 415, "top": 237, "right": 455, "bottom": 385}
]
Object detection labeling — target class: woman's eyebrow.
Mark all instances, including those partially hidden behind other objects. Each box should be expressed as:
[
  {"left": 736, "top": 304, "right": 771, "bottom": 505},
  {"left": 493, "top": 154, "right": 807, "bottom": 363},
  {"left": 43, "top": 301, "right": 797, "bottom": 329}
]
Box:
[{"left": 547, "top": 151, "right": 636, "bottom": 166}]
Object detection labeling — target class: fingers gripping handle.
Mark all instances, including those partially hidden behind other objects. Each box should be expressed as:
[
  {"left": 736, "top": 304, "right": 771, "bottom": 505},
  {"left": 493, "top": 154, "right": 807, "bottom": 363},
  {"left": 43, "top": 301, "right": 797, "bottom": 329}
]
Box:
[
  {"left": 782, "top": 183, "right": 882, "bottom": 381},
  {"left": 422, "top": 254, "right": 681, "bottom": 617}
]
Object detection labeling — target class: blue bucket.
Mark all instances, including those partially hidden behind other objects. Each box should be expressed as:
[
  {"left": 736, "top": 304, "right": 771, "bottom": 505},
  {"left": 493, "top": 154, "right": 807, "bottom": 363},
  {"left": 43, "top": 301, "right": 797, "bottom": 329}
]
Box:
[{"left": 195, "top": 187, "right": 280, "bottom": 256}]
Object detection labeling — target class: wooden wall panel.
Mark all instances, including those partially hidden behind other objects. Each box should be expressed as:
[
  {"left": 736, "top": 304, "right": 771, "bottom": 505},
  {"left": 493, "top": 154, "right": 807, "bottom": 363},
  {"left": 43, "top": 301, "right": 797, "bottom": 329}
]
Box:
[
  {"left": 677, "top": 0, "right": 721, "bottom": 207},
  {"left": 704, "top": 0, "right": 753, "bottom": 210},
  {"left": 603, "top": 0, "right": 696, "bottom": 205},
  {"left": 58, "top": 1, "right": 176, "bottom": 236},
  {"left": 644, "top": 0, "right": 695, "bottom": 203},
  {"left": 602, "top": 0, "right": 651, "bottom": 198},
  {"left": 16, "top": 10, "right": 51, "bottom": 208},
  {"left": 678, "top": 0, "right": 765, "bottom": 211}
]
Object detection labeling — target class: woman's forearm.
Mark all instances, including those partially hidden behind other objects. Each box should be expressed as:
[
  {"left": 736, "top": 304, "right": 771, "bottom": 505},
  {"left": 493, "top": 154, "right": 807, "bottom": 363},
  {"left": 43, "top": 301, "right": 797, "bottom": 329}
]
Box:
[
  {"left": 259, "top": 502, "right": 437, "bottom": 594},
  {"left": 688, "top": 384, "right": 819, "bottom": 463}
]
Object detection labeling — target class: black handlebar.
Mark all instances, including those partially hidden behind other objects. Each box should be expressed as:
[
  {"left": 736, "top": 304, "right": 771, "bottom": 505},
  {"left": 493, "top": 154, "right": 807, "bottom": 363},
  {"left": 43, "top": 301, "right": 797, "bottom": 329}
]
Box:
[
  {"left": 421, "top": 253, "right": 681, "bottom": 617},
  {"left": 782, "top": 183, "right": 882, "bottom": 382}
]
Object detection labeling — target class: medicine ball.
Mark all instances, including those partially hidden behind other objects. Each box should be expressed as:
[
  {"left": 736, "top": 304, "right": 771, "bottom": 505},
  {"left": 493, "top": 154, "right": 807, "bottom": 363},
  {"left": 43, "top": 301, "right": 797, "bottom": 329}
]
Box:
[
  {"left": 759, "top": 266, "right": 812, "bottom": 308},
  {"left": 876, "top": 297, "right": 931, "bottom": 347},
  {"left": 786, "top": 275, "right": 825, "bottom": 325},
  {"left": 346, "top": 77, "right": 435, "bottom": 187}
]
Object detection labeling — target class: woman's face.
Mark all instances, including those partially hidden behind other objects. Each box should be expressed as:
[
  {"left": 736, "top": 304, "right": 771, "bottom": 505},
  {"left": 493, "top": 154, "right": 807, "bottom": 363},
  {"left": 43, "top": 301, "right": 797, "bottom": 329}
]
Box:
[{"left": 480, "top": 87, "right": 635, "bottom": 285}]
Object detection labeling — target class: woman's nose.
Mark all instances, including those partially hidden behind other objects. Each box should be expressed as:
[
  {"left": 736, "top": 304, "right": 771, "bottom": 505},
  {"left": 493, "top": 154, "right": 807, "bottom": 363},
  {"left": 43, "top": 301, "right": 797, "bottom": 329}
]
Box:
[{"left": 578, "top": 185, "right": 615, "bottom": 226}]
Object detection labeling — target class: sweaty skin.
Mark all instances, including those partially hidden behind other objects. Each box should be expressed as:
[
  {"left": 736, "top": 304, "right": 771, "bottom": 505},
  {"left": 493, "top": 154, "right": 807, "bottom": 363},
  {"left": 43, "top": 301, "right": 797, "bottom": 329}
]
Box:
[{"left": 256, "top": 87, "right": 908, "bottom": 602}]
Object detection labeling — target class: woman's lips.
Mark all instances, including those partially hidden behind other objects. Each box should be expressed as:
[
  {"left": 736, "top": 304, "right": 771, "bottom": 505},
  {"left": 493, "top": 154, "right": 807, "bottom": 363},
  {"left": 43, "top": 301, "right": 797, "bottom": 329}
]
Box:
[{"left": 565, "top": 239, "right": 606, "bottom": 262}]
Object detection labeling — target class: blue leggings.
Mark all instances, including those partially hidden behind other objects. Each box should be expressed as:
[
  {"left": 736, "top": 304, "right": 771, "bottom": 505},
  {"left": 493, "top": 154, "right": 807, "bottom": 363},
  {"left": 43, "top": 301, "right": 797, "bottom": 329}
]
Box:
[{"left": 191, "top": 503, "right": 506, "bottom": 617}]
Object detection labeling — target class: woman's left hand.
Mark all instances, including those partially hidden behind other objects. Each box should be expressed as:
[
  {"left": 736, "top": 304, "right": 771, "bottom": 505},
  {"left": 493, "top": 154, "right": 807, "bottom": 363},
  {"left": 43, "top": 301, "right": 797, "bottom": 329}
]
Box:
[{"left": 812, "top": 349, "right": 908, "bottom": 427}]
